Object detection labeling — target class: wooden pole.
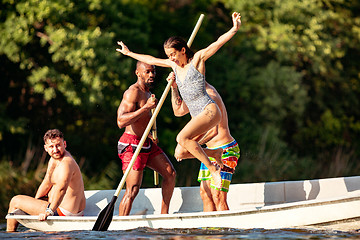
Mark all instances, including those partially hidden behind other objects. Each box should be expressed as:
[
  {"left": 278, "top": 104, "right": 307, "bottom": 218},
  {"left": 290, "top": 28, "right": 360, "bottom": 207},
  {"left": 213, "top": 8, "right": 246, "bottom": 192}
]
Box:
[{"left": 152, "top": 13, "right": 204, "bottom": 186}]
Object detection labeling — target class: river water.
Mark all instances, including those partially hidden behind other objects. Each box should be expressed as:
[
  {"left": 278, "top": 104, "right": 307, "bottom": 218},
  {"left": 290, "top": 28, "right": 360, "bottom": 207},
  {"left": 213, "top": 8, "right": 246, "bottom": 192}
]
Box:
[{"left": 1, "top": 223, "right": 359, "bottom": 239}]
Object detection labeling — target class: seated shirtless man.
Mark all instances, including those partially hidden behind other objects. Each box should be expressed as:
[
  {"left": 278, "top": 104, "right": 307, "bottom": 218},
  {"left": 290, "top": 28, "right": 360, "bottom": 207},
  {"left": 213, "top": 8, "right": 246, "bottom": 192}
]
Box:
[{"left": 7, "top": 129, "right": 86, "bottom": 232}]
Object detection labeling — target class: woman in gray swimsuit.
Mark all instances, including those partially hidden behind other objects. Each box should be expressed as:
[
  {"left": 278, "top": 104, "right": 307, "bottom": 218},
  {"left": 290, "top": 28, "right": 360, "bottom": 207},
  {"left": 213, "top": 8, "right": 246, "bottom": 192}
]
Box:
[{"left": 116, "top": 12, "right": 241, "bottom": 189}]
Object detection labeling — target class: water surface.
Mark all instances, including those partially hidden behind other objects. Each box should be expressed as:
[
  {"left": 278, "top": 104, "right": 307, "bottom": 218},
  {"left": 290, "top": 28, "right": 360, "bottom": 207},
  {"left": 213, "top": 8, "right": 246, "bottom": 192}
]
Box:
[{"left": 1, "top": 222, "right": 359, "bottom": 239}]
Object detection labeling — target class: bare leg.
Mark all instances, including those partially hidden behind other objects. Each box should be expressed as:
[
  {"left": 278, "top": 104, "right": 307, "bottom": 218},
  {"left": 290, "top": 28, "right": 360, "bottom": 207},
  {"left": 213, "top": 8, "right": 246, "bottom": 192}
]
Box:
[
  {"left": 147, "top": 153, "right": 176, "bottom": 214},
  {"left": 175, "top": 144, "right": 223, "bottom": 164},
  {"left": 208, "top": 148, "right": 223, "bottom": 167},
  {"left": 211, "top": 187, "right": 229, "bottom": 211},
  {"left": 176, "top": 137, "right": 222, "bottom": 188},
  {"left": 7, "top": 195, "right": 48, "bottom": 232},
  {"left": 7, "top": 218, "right": 19, "bottom": 232},
  {"left": 199, "top": 180, "right": 216, "bottom": 212},
  {"left": 205, "top": 148, "right": 222, "bottom": 160},
  {"left": 176, "top": 104, "right": 222, "bottom": 188},
  {"left": 118, "top": 169, "right": 143, "bottom": 216}
]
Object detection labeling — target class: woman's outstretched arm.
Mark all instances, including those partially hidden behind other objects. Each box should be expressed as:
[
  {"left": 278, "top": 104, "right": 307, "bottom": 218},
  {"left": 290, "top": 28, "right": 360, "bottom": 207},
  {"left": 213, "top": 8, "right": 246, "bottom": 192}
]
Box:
[
  {"left": 116, "top": 41, "right": 174, "bottom": 68},
  {"left": 196, "top": 12, "right": 241, "bottom": 62}
]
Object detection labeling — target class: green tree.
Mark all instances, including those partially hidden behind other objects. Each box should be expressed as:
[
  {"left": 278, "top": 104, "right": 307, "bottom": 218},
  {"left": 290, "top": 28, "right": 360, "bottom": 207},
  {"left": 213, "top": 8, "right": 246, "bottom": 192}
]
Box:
[{"left": 222, "top": 0, "right": 360, "bottom": 179}]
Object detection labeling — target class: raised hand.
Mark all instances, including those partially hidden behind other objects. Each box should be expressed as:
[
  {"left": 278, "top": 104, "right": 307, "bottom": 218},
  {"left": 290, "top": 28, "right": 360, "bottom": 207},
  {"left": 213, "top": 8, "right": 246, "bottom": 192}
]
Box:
[
  {"left": 232, "top": 12, "right": 242, "bottom": 30},
  {"left": 116, "top": 41, "right": 130, "bottom": 55},
  {"left": 166, "top": 72, "right": 177, "bottom": 88}
]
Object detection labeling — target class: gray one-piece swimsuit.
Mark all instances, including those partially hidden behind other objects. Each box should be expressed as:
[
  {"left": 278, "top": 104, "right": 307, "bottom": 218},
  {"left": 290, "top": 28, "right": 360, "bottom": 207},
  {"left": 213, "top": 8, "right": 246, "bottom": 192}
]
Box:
[{"left": 174, "top": 62, "right": 215, "bottom": 117}]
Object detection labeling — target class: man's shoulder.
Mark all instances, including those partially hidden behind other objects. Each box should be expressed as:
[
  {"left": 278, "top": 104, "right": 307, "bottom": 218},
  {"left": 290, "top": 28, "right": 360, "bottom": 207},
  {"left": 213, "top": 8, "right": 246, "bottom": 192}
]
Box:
[
  {"left": 129, "top": 82, "right": 146, "bottom": 92},
  {"left": 124, "top": 83, "right": 146, "bottom": 98},
  {"left": 59, "top": 152, "right": 78, "bottom": 168}
]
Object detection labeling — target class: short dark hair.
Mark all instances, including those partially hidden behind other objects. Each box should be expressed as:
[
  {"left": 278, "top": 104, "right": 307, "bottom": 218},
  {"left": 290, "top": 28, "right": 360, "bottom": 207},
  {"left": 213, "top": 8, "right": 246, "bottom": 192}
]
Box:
[
  {"left": 136, "top": 61, "right": 144, "bottom": 70},
  {"left": 163, "top": 36, "right": 194, "bottom": 59},
  {"left": 43, "top": 129, "right": 64, "bottom": 143}
]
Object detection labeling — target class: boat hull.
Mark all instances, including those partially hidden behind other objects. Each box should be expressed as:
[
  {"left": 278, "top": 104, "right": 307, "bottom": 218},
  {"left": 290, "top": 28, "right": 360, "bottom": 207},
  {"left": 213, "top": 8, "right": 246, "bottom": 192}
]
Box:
[{"left": 7, "top": 176, "right": 360, "bottom": 231}]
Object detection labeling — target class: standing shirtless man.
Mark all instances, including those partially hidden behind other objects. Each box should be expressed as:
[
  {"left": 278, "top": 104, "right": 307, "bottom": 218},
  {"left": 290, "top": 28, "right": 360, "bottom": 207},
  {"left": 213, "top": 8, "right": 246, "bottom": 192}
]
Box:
[
  {"left": 7, "top": 129, "right": 86, "bottom": 232},
  {"left": 168, "top": 72, "right": 240, "bottom": 211},
  {"left": 117, "top": 61, "right": 176, "bottom": 215}
]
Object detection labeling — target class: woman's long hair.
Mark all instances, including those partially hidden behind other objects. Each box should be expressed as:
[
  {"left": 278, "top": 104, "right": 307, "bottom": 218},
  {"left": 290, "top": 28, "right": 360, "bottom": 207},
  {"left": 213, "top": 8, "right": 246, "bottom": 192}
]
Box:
[{"left": 163, "top": 36, "right": 194, "bottom": 60}]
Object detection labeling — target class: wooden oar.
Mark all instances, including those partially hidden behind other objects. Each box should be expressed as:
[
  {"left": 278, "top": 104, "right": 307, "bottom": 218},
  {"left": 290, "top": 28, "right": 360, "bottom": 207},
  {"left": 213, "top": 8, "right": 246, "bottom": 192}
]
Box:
[
  {"left": 150, "top": 94, "right": 159, "bottom": 187},
  {"left": 92, "top": 13, "right": 205, "bottom": 231},
  {"left": 92, "top": 95, "right": 157, "bottom": 231},
  {"left": 152, "top": 13, "right": 204, "bottom": 187},
  {"left": 151, "top": 108, "right": 160, "bottom": 187}
]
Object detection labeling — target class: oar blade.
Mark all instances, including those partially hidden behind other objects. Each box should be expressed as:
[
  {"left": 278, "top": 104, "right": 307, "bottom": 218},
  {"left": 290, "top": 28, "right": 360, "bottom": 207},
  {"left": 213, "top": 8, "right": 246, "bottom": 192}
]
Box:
[{"left": 92, "top": 196, "right": 117, "bottom": 231}]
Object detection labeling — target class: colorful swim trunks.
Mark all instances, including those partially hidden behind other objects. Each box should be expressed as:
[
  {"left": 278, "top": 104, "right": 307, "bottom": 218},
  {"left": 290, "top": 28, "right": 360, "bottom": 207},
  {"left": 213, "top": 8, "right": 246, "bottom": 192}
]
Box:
[
  {"left": 118, "top": 133, "right": 164, "bottom": 171},
  {"left": 197, "top": 139, "right": 240, "bottom": 192}
]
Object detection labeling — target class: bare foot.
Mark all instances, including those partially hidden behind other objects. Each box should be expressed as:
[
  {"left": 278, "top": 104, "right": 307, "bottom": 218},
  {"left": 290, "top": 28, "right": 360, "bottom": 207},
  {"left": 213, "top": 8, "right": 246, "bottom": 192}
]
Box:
[
  {"left": 211, "top": 167, "right": 223, "bottom": 189},
  {"left": 213, "top": 148, "right": 224, "bottom": 168},
  {"left": 207, "top": 148, "right": 224, "bottom": 168}
]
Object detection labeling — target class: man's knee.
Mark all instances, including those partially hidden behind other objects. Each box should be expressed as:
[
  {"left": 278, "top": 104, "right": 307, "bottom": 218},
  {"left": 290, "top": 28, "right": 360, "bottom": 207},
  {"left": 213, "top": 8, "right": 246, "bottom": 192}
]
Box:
[
  {"left": 9, "top": 195, "right": 22, "bottom": 209},
  {"left": 161, "top": 164, "right": 176, "bottom": 182},
  {"left": 199, "top": 187, "right": 208, "bottom": 200},
  {"left": 168, "top": 167, "right": 176, "bottom": 180},
  {"left": 212, "top": 190, "right": 227, "bottom": 205},
  {"left": 124, "top": 185, "right": 140, "bottom": 201},
  {"left": 199, "top": 183, "right": 212, "bottom": 201}
]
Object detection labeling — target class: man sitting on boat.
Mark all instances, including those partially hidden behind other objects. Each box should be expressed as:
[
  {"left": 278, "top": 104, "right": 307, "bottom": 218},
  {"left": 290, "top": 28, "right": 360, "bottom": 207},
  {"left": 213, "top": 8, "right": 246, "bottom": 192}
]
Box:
[
  {"left": 167, "top": 72, "right": 240, "bottom": 211},
  {"left": 116, "top": 61, "right": 176, "bottom": 215},
  {"left": 7, "top": 129, "right": 86, "bottom": 232}
]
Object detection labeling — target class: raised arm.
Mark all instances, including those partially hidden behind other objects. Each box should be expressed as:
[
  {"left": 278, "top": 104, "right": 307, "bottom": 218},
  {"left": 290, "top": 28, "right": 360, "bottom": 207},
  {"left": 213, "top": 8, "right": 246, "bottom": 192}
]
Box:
[
  {"left": 167, "top": 72, "right": 189, "bottom": 117},
  {"left": 196, "top": 12, "right": 241, "bottom": 63},
  {"left": 116, "top": 41, "right": 175, "bottom": 68}
]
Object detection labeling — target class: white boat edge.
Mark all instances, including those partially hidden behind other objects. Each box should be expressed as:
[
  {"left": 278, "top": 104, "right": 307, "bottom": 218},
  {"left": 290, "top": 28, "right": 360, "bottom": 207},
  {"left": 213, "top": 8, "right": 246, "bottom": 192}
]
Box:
[{"left": 6, "top": 176, "right": 360, "bottom": 232}]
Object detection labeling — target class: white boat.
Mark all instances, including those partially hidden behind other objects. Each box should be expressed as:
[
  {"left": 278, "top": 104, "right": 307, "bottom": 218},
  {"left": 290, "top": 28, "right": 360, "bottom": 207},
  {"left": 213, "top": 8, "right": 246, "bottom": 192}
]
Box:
[{"left": 6, "top": 176, "right": 360, "bottom": 232}]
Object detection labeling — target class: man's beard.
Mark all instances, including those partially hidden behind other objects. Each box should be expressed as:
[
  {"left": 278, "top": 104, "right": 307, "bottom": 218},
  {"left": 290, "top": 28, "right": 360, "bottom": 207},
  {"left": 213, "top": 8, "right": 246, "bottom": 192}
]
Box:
[
  {"left": 145, "top": 81, "right": 155, "bottom": 89},
  {"left": 52, "top": 151, "right": 65, "bottom": 160}
]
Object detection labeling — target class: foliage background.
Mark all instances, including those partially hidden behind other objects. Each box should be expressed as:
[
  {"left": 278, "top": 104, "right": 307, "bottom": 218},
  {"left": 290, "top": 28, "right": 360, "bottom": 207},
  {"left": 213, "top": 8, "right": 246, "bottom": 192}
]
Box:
[{"left": 1, "top": 0, "right": 359, "bottom": 218}]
